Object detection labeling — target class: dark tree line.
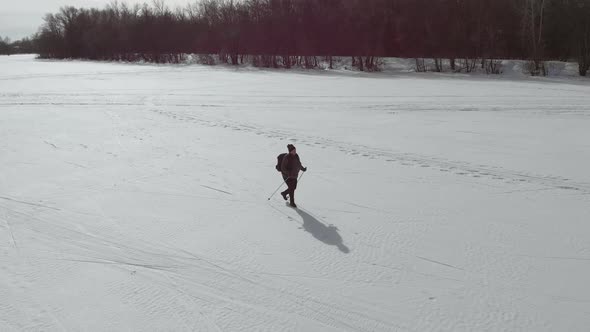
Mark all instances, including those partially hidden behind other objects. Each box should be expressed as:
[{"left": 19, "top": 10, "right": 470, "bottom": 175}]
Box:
[
  {"left": 29, "top": 0, "right": 590, "bottom": 75},
  {"left": 545, "top": 0, "right": 590, "bottom": 75},
  {"left": 0, "top": 36, "right": 12, "bottom": 55},
  {"left": 0, "top": 36, "right": 36, "bottom": 55}
]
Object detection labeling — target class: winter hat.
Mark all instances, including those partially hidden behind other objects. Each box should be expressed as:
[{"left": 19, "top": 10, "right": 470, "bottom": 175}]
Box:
[{"left": 287, "top": 144, "right": 296, "bottom": 152}]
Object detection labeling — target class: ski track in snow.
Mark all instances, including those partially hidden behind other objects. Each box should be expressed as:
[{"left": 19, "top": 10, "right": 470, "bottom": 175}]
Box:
[
  {"left": 0, "top": 200, "right": 399, "bottom": 331},
  {"left": 150, "top": 108, "right": 590, "bottom": 194}
]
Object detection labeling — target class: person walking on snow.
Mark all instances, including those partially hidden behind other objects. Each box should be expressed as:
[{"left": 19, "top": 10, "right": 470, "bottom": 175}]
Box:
[{"left": 281, "top": 144, "right": 307, "bottom": 208}]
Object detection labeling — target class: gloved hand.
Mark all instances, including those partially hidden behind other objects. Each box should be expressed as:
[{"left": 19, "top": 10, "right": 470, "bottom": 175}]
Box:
[{"left": 302, "top": 167, "right": 307, "bottom": 172}]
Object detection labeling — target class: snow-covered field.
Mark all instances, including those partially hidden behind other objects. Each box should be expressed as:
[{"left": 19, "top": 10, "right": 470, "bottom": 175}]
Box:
[{"left": 1, "top": 54, "right": 590, "bottom": 331}]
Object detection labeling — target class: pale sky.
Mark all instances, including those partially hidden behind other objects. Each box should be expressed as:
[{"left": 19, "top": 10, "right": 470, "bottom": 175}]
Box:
[{"left": 0, "top": 0, "right": 197, "bottom": 40}]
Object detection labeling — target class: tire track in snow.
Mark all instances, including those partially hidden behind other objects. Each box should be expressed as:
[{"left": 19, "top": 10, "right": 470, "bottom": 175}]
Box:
[
  {"left": 4, "top": 199, "right": 403, "bottom": 331},
  {"left": 0, "top": 196, "right": 61, "bottom": 211},
  {"left": 2, "top": 204, "right": 243, "bottom": 329},
  {"left": 168, "top": 268, "right": 405, "bottom": 332},
  {"left": 1, "top": 216, "right": 17, "bottom": 249},
  {"left": 0, "top": 69, "right": 162, "bottom": 81},
  {"left": 201, "top": 185, "right": 233, "bottom": 195}
]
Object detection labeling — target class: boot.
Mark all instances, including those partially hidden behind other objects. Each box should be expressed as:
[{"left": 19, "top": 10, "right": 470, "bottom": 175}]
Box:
[
  {"left": 289, "top": 192, "right": 297, "bottom": 208},
  {"left": 281, "top": 190, "right": 288, "bottom": 201}
]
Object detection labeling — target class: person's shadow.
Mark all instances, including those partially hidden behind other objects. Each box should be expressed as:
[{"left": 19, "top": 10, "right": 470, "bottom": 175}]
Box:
[{"left": 292, "top": 206, "right": 350, "bottom": 254}]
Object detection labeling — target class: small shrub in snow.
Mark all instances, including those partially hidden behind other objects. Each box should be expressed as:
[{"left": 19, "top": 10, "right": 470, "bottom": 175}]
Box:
[
  {"left": 415, "top": 58, "right": 427, "bottom": 72},
  {"left": 525, "top": 60, "right": 547, "bottom": 76},
  {"left": 485, "top": 59, "right": 503, "bottom": 74},
  {"left": 197, "top": 54, "right": 216, "bottom": 66}
]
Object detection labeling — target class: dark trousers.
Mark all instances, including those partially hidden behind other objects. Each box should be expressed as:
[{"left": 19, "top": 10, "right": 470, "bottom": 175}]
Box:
[{"left": 281, "top": 176, "right": 298, "bottom": 204}]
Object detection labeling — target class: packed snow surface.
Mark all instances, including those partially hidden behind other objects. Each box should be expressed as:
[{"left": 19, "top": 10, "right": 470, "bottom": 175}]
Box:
[{"left": 1, "top": 55, "right": 590, "bottom": 331}]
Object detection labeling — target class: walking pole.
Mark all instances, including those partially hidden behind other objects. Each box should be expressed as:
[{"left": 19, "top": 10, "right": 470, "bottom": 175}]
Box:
[
  {"left": 267, "top": 171, "right": 306, "bottom": 201},
  {"left": 267, "top": 180, "right": 287, "bottom": 201},
  {"left": 297, "top": 171, "right": 305, "bottom": 182}
]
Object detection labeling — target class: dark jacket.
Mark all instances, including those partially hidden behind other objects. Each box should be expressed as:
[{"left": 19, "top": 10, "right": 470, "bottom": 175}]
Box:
[{"left": 281, "top": 153, "right": 304, "bottom": 179}]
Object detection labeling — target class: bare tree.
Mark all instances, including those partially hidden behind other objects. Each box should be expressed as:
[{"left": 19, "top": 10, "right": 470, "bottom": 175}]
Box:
[
  {"left": 566, "top": 0, "right": 590, "bottom": 76},
  {"left": 522, "top": 0, "right": 547, "bottom": 75}
]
